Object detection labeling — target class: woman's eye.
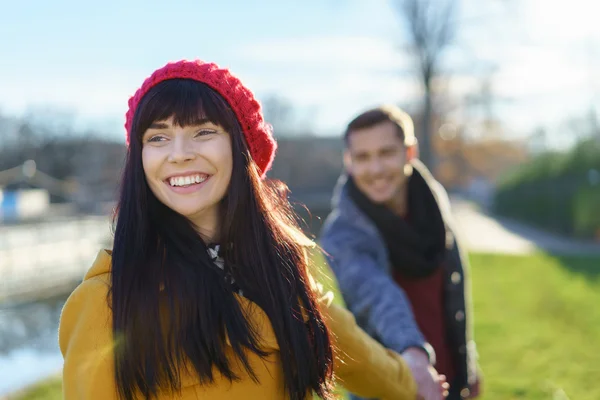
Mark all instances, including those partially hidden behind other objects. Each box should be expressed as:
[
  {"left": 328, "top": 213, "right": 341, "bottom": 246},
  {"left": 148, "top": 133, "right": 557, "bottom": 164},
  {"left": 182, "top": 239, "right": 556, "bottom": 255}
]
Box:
[
  {"left": 147, "top": 135, "right": 167, "bottom": 142},
  {"left": 195, "top": 129, "right": 216, "bottom": 137}
]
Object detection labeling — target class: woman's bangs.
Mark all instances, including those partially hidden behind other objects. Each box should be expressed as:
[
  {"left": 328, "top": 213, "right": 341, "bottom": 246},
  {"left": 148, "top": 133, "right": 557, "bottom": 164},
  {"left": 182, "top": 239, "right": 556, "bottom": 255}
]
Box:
[{"left": 134, "top": 79, "right": 235, "bottom": 140}]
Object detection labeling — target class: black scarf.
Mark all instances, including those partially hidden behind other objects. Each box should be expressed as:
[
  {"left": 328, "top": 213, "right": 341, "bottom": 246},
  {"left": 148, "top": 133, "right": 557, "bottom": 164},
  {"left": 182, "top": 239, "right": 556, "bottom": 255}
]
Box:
[{"left": 346, "top": 166, "right": 447, "bottom": 278}]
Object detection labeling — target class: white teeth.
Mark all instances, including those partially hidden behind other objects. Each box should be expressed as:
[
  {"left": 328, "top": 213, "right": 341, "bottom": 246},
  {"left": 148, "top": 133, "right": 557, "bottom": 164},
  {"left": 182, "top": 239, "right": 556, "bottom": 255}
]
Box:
[{"left": 169, "top": 174, "right": 207, "bottom": 187}]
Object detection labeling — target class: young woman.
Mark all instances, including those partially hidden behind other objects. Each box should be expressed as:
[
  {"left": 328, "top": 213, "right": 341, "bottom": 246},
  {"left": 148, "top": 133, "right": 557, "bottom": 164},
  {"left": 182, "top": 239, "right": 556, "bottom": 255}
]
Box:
[{"left": 58, "top": 60, "right": 424, "bottom": 400}]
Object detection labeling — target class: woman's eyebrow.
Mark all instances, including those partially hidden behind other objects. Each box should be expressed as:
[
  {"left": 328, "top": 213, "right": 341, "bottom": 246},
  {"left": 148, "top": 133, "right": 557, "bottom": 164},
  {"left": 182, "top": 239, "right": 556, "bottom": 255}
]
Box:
[
  {"left": 148, "top": 118, "right": 213, "bottom": 130},
  {"left": 148, "top": 122, "right": 170, "bottom": 129}
]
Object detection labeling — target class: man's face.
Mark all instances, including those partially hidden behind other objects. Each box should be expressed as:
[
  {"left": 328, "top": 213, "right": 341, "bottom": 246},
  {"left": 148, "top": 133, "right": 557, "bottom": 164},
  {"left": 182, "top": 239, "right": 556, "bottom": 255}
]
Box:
[{"left": 345, "top": 121, "right": 409, "bottom": 206}]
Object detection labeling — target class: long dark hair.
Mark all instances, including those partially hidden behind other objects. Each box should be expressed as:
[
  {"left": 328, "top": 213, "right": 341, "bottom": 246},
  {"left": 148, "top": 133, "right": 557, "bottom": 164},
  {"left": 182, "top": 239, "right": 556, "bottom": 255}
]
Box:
[{"left": 110, "top": 79, "right": 333, "bottom": 400}]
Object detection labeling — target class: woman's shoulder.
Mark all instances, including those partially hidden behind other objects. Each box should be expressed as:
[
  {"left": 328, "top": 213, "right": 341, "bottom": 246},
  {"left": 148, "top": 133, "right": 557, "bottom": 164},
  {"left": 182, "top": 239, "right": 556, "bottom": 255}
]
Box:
[
  {"left": 59, "top": 250, "right": 113, "bottom": 333},
  {"left": 81, "top": 248, "right": 113, "bottom": 282},
  {"left": 59, "top": 249, "right": 114, "bottom": 355},
  {"left": 67, "top": 247, "right": 113, "bottom": 296},
  {"left": 62, "top": 248, "right": 113, "bottom": 308}
]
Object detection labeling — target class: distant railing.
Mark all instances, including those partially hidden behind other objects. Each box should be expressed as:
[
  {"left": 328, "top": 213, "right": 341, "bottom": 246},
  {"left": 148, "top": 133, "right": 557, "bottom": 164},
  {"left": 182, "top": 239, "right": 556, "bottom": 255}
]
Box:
[{"left": 0, "top": 216, "right": 112, "bottom": 304}]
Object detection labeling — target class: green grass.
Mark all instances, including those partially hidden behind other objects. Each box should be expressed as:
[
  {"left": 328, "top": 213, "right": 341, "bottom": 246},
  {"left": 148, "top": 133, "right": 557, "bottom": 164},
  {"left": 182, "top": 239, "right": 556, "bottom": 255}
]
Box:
[
  {"left": 467, "top": 252, "right": 600, "bottom": 399},
  {"left": 12, "top": 252, "right": 600, "bottom": 399}
]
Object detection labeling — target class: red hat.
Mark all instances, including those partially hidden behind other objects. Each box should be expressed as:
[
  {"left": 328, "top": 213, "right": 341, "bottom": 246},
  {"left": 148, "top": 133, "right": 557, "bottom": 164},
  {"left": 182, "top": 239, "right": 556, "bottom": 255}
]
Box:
[{"left": 125, "top": 59, "right": 277, "bottom": 177}]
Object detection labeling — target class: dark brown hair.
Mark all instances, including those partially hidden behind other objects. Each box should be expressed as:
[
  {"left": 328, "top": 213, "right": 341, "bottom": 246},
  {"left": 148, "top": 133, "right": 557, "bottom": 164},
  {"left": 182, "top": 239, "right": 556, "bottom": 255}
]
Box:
[{"left": 344, "top": 105, "right": 416, "bottom": 147}]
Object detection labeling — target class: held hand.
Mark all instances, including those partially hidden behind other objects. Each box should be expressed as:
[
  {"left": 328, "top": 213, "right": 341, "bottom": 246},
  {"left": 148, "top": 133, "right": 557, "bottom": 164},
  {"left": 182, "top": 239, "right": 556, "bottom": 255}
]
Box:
[{"left": 402, "top": 348, "right": 448, "bottom": 400}]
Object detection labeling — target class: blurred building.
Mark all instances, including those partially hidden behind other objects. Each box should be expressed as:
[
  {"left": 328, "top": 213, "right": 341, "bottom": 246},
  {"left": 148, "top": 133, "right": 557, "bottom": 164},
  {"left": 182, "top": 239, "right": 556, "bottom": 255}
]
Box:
[{"left": 0, "top": 188, "right": 50, "bottom": 222}]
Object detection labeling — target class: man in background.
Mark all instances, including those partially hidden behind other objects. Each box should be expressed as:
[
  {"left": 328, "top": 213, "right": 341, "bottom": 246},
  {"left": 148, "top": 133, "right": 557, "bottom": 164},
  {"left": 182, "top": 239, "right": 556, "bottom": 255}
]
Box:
[{"left": 320, "top": 105, "right": 481, "bottom": 399}]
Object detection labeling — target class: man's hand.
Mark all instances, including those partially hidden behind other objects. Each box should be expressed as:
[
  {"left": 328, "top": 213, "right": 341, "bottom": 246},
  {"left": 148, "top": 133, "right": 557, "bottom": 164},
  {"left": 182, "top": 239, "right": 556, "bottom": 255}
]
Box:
[{"left": 402, "top": 347, "right": 448, "bottom": 400}]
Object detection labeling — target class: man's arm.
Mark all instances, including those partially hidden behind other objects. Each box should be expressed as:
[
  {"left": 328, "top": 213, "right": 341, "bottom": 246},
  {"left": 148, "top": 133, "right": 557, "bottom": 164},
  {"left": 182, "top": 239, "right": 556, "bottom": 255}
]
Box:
[{"left": 320, "top": 220, "right": 433, "bottom": 361}]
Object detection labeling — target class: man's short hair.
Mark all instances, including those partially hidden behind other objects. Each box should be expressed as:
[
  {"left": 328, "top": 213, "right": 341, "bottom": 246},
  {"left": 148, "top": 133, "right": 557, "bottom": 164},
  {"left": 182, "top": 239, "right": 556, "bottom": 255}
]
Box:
[{"left": 344, "top": 105, "right": 417, "bottom": 147}]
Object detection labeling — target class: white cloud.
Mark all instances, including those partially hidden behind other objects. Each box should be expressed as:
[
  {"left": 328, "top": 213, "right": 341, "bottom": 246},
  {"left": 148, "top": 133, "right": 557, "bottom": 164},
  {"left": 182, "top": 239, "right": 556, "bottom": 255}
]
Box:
[
  {"left": 0, "top": 67, "right": 148, "bottom": 123},
  {"left": 493, "top": 46, "right": 591, "bottom": 99},
  {"left": 523, "top": 0, "right": 600, "bottom": 43},
  {"left": 239, "top": 36, "right": 412, "bottom": 72}
]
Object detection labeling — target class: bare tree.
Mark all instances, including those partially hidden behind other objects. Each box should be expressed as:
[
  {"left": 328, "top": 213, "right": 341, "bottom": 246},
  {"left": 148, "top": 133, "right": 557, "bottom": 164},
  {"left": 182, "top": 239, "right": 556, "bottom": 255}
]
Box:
[{"left": 394, "top": 0, "right": 458, "bottom": 168}]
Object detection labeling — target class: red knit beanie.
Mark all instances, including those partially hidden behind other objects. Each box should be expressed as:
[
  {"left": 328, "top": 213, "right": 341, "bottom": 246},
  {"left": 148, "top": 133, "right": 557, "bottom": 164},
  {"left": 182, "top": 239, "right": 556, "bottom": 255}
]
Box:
[{"left": 125, "top": 59, "right": 277, "bottom": 177}]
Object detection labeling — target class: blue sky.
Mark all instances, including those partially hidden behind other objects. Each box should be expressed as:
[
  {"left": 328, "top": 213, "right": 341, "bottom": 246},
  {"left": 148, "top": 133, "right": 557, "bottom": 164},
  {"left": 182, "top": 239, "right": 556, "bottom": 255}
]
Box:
[{"left": 1, "top": 0, "right": 599, "bottom": 145}]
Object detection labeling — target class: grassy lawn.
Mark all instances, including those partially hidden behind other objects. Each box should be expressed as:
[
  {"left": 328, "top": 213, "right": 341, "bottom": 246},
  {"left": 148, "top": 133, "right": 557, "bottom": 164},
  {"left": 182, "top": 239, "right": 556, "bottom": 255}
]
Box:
[
  {"left": 11, "top": 252, "right": 600, "bottom": 399},
  {"left": 466, "top": 252, "right": 600, "bottom": 399}
]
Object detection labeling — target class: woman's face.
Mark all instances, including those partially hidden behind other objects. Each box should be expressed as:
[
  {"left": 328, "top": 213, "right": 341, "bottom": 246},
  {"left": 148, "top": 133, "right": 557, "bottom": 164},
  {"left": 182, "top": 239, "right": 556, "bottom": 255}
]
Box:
[{"left": 141, "top": 115, "right": 232, "bottom": 239}]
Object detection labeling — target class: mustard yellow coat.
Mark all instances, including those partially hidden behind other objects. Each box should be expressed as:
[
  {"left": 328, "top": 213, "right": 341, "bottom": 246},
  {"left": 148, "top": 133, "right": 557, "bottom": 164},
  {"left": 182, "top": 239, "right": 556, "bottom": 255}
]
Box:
[{"left": 59, "top": 250, "right": 417, "bottom": 399}]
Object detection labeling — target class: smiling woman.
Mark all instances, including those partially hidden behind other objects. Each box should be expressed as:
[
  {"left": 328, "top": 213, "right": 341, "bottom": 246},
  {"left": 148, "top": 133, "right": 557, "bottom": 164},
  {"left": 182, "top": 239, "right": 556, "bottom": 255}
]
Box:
[
  {"left": 57, "top": 59, "right": 418, "bottom": 400},
  {"left": 142, "top": 117, "right": 231, "bottom": 239}
]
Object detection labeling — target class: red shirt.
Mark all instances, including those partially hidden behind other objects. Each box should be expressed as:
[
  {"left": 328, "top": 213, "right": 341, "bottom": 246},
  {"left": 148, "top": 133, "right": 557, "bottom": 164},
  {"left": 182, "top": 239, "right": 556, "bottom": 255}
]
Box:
[{"left": 393, "top": 266, "right": 456, "bottom": 381}]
